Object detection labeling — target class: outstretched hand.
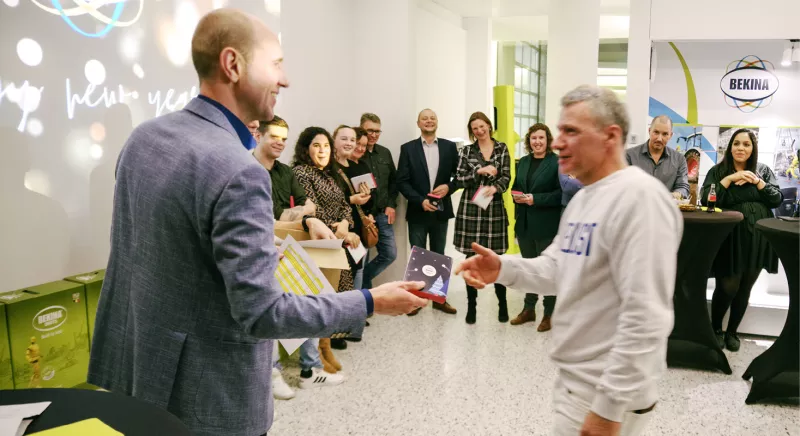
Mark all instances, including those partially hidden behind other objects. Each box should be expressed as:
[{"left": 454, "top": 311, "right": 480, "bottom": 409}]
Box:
[
  {"left": 370, "top": 281, "right": 428, "bottom": 316},
  {"left": 453, "top": 243, "right": 502, "bottom": 289}
]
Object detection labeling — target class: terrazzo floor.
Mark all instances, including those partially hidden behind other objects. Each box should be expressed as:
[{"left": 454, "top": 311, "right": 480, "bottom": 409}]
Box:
[{"left": 270, "top": 276, "right": 799, "bottom": 436}]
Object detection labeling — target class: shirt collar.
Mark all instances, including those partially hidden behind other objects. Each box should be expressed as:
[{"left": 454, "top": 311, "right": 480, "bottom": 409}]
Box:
[
  {"left": 421, "top": 137, "right": 438, "bottom": 147},
  {"left": 642, "top": 140, "right": 671, "bottom": 158},
  {"left": 198, "top": 95, "right": 256, "bottom": 151}
]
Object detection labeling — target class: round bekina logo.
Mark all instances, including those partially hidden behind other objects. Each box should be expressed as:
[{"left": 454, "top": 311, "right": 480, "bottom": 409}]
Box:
[
  {"left": 720, "top": 55, "right": 779, "bottom": 113},
  {"left": 32, "top": 306, "right": 67, "bottom": 332}
]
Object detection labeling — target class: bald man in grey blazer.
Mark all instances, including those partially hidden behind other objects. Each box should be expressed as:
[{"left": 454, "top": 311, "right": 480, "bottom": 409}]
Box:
[{"left": 87, "top": 9, "right": 426, "bottom": 436}]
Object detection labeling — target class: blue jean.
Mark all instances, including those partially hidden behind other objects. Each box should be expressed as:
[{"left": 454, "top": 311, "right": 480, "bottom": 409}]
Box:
[
  {"left": 353, "top": 263, "right": 364, "bottom": 291},
  {"left": 363, "top": 212, "right": 397, "bottom": 288},
  {"left": 273, "top": 338, "right": 321, "bottom": 371},
  {"left": 408, "top": 219, "right": 448, "bottom": 255}
]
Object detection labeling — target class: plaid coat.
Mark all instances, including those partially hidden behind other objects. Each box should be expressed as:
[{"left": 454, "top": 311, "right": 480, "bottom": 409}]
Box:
[{"left": 454, "top": 140, "right": 511, "bottom": 255}]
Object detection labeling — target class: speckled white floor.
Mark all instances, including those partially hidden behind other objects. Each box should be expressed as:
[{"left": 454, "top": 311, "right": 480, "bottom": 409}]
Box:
[{"left": 270, "top": 276, "right": 800, "bottom": 436}]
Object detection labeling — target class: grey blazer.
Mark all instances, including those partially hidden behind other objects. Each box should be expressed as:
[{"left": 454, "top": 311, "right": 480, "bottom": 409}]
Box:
[{"left": 87, "top": 97, "right": 367, "bottom": 436}]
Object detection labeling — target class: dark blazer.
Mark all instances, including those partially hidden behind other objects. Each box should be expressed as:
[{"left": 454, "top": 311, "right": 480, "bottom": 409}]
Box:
[
  {"left": 397, "top": 137, "right": 459, "bottom": 223},
  {"left": 87, "top": 98, "right": 368, "bottom": 436},
  {"left": 512, "top": 153, "right": 562, "bottom": 240}
]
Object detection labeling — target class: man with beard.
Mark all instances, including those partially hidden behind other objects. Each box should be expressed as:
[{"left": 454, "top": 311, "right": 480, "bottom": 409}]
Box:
[
  {"left": 397, "top": 108, "right": 459, "bottom": 315},
  {"left": 625, "top": 115, "right": 689, "bottom": 199}
]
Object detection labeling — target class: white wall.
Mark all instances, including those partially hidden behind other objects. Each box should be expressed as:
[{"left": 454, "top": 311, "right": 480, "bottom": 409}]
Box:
[
  {"left": 651, "top": 0, "right": 800, "bottom": 41},
  {"left": 278, "top": 0, "right": 358, "bottom": 154},
  {"left": 464, "top": 17, "right": 493, "bottom": 122},
  {"left": 415, "top": 2, "right": 467, "bottom": 140}
]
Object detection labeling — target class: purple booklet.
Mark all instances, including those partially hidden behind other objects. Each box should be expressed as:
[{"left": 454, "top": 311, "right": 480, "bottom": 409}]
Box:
[{"left": 403, "top": 246, "right": 452, "bottom": 303}]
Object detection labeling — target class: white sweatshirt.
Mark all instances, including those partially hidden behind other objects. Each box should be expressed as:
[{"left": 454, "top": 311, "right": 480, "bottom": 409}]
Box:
[{"left": 497, "top": 166, "right": 682, "bottom": 423}]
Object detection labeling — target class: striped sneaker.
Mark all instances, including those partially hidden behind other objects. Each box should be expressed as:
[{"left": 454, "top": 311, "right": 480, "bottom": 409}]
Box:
[{"left": 299, "top": 368, "right": 344, "bottom": 389}]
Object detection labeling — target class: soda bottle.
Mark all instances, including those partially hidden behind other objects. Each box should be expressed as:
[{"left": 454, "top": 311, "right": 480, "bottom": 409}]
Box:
[{"left": 707, "top": 184, "right": 717, "bottom": 213}]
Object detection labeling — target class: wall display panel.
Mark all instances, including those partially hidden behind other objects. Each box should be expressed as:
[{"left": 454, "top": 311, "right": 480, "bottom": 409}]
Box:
[{"left": 0, "top": 1, "right": 279, "bottom": 291}]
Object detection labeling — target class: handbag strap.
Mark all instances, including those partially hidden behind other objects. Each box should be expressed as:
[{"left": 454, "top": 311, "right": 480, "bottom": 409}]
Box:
[{"left": 337, "top": 167, "right": 369, "bottom": 221}]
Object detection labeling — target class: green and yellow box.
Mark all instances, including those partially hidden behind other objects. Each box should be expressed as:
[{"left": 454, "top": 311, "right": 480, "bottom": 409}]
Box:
[
  {"left": 0, "top": 303, "right": 13, "bottom": 390},
  {"left": 65, "top": 270, "right": 105, "bottom": 344},
  {"left": 0, "top": 281, "right": 90, "bottom": 389}
]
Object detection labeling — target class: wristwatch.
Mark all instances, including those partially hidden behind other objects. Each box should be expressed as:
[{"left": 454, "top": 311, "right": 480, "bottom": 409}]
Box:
[{"left": 301, "top": 215, "right": 314, "bottom": 232}]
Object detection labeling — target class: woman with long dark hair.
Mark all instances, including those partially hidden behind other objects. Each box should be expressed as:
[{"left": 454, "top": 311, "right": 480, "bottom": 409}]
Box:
[
  {"left": 702, "top": 129, "right": 782, "bottom": 351},
  {"left": 510, "top": 123, "right": 562, "bottom": 331},
  {"left": 454, "top": 111, "right": 511, "bottom": 324}
]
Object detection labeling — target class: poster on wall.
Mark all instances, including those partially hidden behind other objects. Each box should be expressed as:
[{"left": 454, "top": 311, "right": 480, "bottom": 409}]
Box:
[
  {"left": 650, "top": 41, "right": 799, "bottom": 128},
  {"left": 716, "top": 127, "right": 760, "bottom": 164},
  {"left": 773, "top": 127, "right": 800, "bottom": 188}
]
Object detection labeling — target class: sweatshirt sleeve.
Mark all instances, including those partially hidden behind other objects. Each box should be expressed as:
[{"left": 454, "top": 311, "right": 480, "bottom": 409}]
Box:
[
  {"left": 591, "top": 187, "right": 681, "bottom": 422},
  {"left": 496, "top": 240, "right": 561, "bottom": 295}
]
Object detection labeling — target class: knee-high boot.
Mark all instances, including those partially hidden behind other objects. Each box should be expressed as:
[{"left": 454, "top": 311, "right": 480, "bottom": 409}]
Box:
[
  {"left": 495, "top": 284, "right": 508, "bottom": 323},
  {"left": 466, "top": 286, "right": 477, "bottom": 324}
]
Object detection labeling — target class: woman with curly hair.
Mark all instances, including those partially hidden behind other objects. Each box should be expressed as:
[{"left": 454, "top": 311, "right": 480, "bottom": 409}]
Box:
[{"left": 509, "top": 123, "right": 562, "bottom": 331}]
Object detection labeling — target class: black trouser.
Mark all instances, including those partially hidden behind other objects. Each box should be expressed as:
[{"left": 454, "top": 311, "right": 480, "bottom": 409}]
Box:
[
  {"left": 711, "top": 268, "right": 761, "bottom": 334},
  {"left": 519, "top": 237, "right": 556, "bottom": 316},
  {"left": 408, "top": 219, "right": 448, "bottom": 255},
  {"left": 465, "top": 253, "right": 507, "bottom": 306}
]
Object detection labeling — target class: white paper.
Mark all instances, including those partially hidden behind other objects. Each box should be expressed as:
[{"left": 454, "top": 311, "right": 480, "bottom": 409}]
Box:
[
  {"left": 347, "top": 243, "right": 367, "bottom": 263},
  {"left": 0, "top": 402, "right": 51, "bottom": 420},
  {"left": 0, "top": 402, "right": 50, "bottom": 436},
  {"left": 15, "top": 419, "right": 32, "bottom": 436},
  {"left": 275, "top": 235, "right": 337, "bottom": 355},
  {"left": 470, "top": 186, "right": 493, "bottom": 210},
  {"left": 0, "top": 417, "right": 22, "bottom": 436},
  {"left": 350, "top": 173, "right": 377, "bottom": 190},
  {"left": 297, "top": 239, "right": 345, "bottom": 250}
]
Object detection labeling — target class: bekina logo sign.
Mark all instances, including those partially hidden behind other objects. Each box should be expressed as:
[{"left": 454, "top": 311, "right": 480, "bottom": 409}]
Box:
[{"left": 720, "top": 55, "right": 779, "bottom": 113}]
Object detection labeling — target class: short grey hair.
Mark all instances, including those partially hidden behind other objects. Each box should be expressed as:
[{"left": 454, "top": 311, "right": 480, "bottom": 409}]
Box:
[{"left": 560, "top": 85, "right": 629, "bottom": 143}]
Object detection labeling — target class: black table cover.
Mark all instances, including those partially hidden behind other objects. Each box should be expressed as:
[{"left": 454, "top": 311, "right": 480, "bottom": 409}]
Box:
[
  {"left": 667, "top": 210, "right": 743, "bottom": 374},
  {"left": 743, "top": 218, "right": 800, "bottom": 404},
  {"left": 0, "top": 388, "right": 191, "bottom": 435}
]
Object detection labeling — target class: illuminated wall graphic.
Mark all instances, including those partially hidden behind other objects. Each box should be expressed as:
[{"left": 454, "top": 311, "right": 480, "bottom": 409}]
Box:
[
  {"left": 0, "top": 0, "right": 280, "bottom": 292},
  {"left": 32, "top": 0, "right": 144, "bottom": 38}
]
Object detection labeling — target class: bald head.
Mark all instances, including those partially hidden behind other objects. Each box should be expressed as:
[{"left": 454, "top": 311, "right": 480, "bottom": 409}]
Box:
[
  {"left": 191, "top": 8, "right": 275, "bottom": 81},
  {"left": 417, "top": 108, "right": 438, "bottom": 136}
]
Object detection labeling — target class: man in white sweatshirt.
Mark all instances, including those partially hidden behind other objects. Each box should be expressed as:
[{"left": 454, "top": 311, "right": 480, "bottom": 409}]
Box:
[{"left": 456, "top": 85, "right": 682, "bottom": 436}]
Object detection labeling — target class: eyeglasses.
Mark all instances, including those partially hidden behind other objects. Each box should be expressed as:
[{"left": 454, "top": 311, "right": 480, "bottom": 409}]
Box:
[{"left": 366, "top": 129, "right": 382, "bottom": 135}]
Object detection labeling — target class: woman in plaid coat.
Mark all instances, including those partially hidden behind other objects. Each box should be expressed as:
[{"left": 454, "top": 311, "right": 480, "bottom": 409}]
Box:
[{"left": 454, "top": 112, "right": 511, "bottom": 324}]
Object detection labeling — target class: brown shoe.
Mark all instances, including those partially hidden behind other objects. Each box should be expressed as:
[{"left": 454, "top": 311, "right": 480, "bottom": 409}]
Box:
[
  {"left": 407, "top": 307, "right": 422, "bottom": 316},
  {"left": 510, "top": 308, "right": 536, "bottom": 326},
  {"left": 318, "top": 338, "right": 342, "bottom": 371},
  {"left": 432, "top": 301, "right": 457, "bottom": 314},
  {"left": 537, "top": 315, "right": 552, "bottom": 332}
]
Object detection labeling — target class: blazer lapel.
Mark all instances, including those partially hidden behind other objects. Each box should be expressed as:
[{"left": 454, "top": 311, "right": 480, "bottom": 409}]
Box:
[
  {"left": 415, "top": 139, "right": 431, "bottom": 191},
  {"left": 434, "top": 139, "right": 447, "bottom": 187},
  {"left": 527, "top": 154, "right": 555, "bottom": 192},
  {"left": 517, "top": 156, "right": 530, "bottom": 192}
]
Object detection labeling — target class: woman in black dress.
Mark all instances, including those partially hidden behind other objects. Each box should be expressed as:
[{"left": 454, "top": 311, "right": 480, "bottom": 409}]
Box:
[{"left": 702, "top": 129, "right": 782, "bottom": 351}]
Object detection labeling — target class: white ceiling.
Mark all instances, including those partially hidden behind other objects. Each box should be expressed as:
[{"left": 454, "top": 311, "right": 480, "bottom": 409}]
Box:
[
  {"left": 430, "top": 0, "right": 631, "bottom": 18},
  {"left": 427, "top": 0, "right": 631, "bottom": 41}
]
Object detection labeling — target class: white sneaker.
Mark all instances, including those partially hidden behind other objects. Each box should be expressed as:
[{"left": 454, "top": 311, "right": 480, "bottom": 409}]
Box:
[
  {"left": 299, "top": 368, "right": 344, "bottom": 389},
  {"left": 272, "top": 368, "right": 295, "bottom": 400}
]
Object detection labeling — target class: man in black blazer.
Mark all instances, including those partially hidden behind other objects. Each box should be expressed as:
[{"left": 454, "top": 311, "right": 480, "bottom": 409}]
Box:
[{"left": 397, "top": 108, "right": 460, "bottom": 315}]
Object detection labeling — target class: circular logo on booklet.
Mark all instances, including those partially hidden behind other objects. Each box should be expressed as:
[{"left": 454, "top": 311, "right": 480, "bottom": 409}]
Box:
[{"left": 422, "top": 265, "right": 436, "bottom": 277}]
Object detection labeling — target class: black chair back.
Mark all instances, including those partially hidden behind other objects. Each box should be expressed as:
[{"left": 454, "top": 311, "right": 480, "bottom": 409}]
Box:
[{"left": 775, "top": 187, "right": 798, "bottom": 217}]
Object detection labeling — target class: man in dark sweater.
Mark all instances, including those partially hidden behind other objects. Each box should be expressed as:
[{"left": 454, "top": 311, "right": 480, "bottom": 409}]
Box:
[{"left": 360, "top": 113, "right": 399, "bottom": 288}]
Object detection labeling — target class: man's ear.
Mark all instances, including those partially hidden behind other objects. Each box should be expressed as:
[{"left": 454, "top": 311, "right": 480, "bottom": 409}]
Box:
[
  {"left": 219, "top": 47, "right": 244, "bottom": 83},
  {"left": 606, "top": 124, "right": 624, "bottom": 149}
]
